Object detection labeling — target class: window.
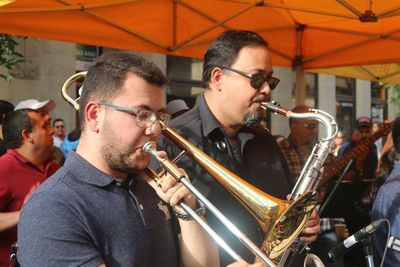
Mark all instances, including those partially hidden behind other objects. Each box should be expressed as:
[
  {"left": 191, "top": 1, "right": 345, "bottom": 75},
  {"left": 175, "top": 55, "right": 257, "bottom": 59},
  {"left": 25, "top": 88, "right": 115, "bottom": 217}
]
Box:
[{"left": 166, "top": 55, "right": 203, "bottom": 108}]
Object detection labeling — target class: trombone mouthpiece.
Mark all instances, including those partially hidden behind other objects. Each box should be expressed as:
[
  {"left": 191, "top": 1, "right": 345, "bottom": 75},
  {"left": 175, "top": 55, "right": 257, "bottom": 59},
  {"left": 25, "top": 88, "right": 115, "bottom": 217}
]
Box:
[{"left": 143, "top": 141, "right": 157, "bottom": 156}]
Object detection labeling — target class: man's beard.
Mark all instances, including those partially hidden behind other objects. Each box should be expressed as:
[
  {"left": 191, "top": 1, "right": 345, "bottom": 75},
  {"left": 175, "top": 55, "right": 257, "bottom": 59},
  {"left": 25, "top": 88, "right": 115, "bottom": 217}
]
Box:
[
  {"left": 100, "top": 127, "right": 143, "bottom": 174},
  {"left": 242, "top": 110, "right": 264, "bottom": 126},
  {"left": 101, "top": 141, "right": 139, "bottom": 174}
]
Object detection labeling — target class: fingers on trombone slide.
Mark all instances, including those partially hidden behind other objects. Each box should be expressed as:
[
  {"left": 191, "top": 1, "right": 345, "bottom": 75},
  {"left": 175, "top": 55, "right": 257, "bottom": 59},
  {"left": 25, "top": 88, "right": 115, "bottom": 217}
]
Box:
[{"left": 155, "top": 162, "right": 197, "bottom": 209}]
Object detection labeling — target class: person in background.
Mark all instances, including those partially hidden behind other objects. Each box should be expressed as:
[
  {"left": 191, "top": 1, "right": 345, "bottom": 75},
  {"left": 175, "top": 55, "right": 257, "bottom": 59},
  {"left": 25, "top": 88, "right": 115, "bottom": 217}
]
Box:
[
  {"left": 14, "top": 99, "right": 55, "bottom": 125},
  {"left": 14, "top": 99, "right": 65, "bottom": 165},
  {"left": 332, "top": 130, "right": 344, "bottom": 157},
  {"left": 52, "top": 118, "right": 66, "bottom": 149},
  {"left": 0, "top": 100, "right": 15, "bottom": 156},
  {"left": 17, "top": 51, "right": 220, "bottom": 267},
  {"left": 336, "top": 117, "right": 378, "bottom": 265},
  {"left": 371, "top": 116, "right": 400, "bottom": 267},
  {"left": 338, "top": 116, "right": 378, "bottom": 181},
  {"left": 277, "top": 105, "right": 318, "bottom": 188},
  {"left": 0, "top": 109, "right": 59, "bottom": 267},
  {"left": 167, "top": 99, "right": 190, "bottom": 119},
  {"left": 61, "top": 126, "right": 81, "bottom": 158},
  {"left": 156, "top": 30, "right": 320, "bottom": 266}
]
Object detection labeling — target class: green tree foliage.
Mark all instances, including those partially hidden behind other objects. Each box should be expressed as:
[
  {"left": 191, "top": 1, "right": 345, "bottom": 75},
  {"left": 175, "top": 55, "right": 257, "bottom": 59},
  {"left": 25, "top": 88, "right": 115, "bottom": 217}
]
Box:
[{"left": 0, "top": 34, "right": 23, "bottom": 81}]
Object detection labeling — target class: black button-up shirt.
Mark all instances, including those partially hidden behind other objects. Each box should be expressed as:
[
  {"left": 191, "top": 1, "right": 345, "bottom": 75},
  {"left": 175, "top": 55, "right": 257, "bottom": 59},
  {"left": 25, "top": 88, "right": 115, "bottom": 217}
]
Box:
[{"left": 156, "top": 94, "right": 291, "bottom": 265}]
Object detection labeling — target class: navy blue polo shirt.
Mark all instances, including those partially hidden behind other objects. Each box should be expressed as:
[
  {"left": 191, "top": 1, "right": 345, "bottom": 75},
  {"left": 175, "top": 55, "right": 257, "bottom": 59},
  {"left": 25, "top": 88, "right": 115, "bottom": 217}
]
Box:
[{"left": 18, "top": 151, "right": 179, "bottom": 266}]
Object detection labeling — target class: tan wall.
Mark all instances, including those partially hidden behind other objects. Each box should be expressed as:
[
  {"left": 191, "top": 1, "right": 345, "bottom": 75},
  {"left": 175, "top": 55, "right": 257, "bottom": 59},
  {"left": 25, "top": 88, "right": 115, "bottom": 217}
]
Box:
[{"left": 0, "top": 38, "right": 77, "bottom": 132}]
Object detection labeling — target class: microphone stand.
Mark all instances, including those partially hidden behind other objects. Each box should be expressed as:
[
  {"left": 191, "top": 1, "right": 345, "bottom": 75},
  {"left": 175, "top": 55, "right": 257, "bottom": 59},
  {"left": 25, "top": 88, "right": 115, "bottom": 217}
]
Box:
[
  {"left": 362, "top": 237, "right": 375, "bottom": 267},
  {"left": 320, "top": 159, "right": 355, "bottom": 216}
]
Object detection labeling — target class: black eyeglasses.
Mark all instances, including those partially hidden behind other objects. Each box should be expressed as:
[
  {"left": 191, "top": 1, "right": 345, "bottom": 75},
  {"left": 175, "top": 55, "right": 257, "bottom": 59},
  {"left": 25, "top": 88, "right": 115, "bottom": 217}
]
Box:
[
  {"left": 98, "top": 101, "right": 170, "bottom": 130},
  {"left": 221, "top": 66, "right": 280, "bottom": 90},
  {"left": 55, "top": 125, "right": 65, "bottom": 129}
]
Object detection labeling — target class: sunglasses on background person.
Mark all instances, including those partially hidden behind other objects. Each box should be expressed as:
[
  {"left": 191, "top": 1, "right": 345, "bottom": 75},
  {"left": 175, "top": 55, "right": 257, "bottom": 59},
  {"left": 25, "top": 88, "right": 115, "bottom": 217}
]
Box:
[
  {"left": 221, "top": 66, "right": 280, "bottom": 90},
  {"left": 303, "top": 123, "right": 318, "bottom": 130}
]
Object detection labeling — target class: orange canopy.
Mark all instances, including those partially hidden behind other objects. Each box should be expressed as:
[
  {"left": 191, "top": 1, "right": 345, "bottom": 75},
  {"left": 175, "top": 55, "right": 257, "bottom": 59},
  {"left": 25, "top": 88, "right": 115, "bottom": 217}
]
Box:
[
  {"left": 0, "top": 0, "right": 400, "bottom": 70},
  {"left": 309, "top": 63, "right": 400, "bottom": 84}
]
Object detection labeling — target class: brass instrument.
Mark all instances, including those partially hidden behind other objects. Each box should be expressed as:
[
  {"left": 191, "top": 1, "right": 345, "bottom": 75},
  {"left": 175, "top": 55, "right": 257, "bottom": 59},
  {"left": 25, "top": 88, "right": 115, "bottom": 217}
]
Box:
[
  {"left": 62, "top": 73, "right": 325, "bottom": 266},
  {"left": 263, "top": 101, "right": 338, "bottom": 266},
  {"left": 161, "top": 119, "right": 317, "bottom": 262}
]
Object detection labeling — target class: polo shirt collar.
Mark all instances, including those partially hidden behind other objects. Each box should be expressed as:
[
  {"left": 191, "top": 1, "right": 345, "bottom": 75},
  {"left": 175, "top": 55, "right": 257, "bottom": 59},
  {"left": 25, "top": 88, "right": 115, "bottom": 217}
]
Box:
[
  {"left": 64, "top": 150, "right": 116, "bottom": 187},
  {"left": 8, "top": 149, "right": 30, "bottom": 164},
  {"left": 7, "top": 149, "right": 58, "bottom": 172}
]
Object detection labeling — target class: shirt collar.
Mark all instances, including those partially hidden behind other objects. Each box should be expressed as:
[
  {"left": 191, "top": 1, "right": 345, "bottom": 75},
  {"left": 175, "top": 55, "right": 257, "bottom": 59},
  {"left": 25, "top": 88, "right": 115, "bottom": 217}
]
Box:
[
  {"left": 8, "top": 149, "right": 30, "bottom": 164},
  {"left": 198, "top": 93, "right": 255, "bottom": 151},
  {"left": 63, "top": 150, "right": 116, "bottom": 187},
  {"left": 7, "top": 148, "right": 57, "bottom": 170},
  {"left": 198, "top": 93, "right": 222, "bottom": 139}
]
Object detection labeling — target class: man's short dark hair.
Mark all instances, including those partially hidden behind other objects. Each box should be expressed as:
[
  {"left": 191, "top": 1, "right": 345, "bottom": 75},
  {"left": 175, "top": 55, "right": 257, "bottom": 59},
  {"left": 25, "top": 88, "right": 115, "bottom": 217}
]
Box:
[
  {"left": 202, "top": 30, "right": 269, "bottom": 89},
  {"left": 3, "top": 109, "right": 36, "bottom": 149},
  {"left": 79, "top": 52, "right": 168, "bottom": 128},
  {"left": 392, "top": 116, "right": 400, "bottom": 152},
  {"left": 53, "top": 118, "right": 64, "bottom": 127}
]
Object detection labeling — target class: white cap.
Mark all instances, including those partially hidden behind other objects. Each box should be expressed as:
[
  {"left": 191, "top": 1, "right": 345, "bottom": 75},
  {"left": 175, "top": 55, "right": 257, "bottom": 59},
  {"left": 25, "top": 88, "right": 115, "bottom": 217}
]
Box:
[
  {"left": 167, "top": 99, "right": 189, "bottom": 116},
  {"left": 14, "top": 99, "right": 56, "bottom": 112}
]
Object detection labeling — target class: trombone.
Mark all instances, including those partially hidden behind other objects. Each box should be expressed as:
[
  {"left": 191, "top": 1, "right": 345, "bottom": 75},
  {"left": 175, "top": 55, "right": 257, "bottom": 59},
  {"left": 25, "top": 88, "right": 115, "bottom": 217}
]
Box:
[{"left": 62, "top": 71, "right": 277, "bottom": 266}]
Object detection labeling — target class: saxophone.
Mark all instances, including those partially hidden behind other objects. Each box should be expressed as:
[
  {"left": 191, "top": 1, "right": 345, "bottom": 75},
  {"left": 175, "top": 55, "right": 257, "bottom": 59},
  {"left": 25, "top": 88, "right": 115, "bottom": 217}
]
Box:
[
  {"left": 318, "top": 122, "right": 392, "bottom": 190},
  {"left": 262, "top": 101, "right": 338, "bottom": 267}
]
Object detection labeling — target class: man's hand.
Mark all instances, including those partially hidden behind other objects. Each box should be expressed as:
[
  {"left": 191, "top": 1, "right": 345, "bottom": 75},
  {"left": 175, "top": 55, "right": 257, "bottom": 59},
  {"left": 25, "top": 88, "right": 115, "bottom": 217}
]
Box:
[
  {"left": 142, "top": 151, "right": 197, "bottom": 210},
  {"left": 299, "top": 209, "right": 320, "bottom": 243}
]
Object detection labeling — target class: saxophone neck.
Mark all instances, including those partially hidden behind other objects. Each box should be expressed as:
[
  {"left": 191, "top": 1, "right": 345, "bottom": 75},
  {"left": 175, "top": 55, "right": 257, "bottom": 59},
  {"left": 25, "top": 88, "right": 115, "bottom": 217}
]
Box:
[{"left": 264, "top": 101, "right": 338, "bottom": 199}]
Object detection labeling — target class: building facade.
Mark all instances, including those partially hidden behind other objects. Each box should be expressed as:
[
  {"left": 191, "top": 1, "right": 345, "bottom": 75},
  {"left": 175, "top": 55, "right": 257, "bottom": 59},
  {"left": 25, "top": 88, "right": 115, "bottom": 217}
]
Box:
[{"left": 0, "top": 38, "right": 398, "bottom": 139}]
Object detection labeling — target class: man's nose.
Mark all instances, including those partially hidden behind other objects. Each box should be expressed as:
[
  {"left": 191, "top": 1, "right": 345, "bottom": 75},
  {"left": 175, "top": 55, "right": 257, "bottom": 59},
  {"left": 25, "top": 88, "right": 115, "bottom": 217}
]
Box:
[
  {"left": 145, "top": 121, "right": 162, "bottom": 136},
  {"left": 260, "top": 82, "right": 272, "bottom": 94}
]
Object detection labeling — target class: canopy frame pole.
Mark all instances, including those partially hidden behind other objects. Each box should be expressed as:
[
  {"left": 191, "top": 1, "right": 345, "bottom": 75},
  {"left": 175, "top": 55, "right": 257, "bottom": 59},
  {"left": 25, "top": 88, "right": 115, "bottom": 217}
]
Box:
[{"left": 294, "top": 24, "right": 306, "bottom": 106}]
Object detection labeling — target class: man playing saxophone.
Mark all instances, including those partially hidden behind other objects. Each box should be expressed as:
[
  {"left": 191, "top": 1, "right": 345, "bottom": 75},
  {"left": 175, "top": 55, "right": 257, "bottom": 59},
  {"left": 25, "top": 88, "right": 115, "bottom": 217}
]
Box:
[{"left": 156, "top": 30, "right": 320, "bottom": 266}]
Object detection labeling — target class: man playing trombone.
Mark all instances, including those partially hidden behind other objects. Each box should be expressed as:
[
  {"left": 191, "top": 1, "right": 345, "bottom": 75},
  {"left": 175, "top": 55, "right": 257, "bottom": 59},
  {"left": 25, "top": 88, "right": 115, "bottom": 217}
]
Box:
[
  {"left": 157, "top": 30, "right": 321, "bottom": 266},
  {"left": 17, "top": 52, "right": 220, "bottom": 267}
]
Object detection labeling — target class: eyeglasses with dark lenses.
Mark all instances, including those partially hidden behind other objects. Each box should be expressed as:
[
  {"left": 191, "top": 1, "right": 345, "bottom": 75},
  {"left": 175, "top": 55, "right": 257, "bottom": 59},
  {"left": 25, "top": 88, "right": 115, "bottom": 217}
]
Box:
[
  {"left": 303, "top": 123, "right": 318, "bottom": 130},
  {"left": 55, "top": 125, "right": 65, "bottom": 129},
  {"left": 221, "top": 66, "right": 280, "bottom": 90},
  {"left": 98, "top": 101, "right": 170, "bottom": 130}
]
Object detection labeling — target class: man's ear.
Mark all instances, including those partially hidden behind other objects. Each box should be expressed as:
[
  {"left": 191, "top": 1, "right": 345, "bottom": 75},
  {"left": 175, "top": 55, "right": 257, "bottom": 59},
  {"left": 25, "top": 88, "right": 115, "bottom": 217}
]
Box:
[
  {"left": 85, "top": 102, "right": 101, "bottom": 133},
  {"left": 209, "top": 67, "right": 224, "bottom": 92},
  {"left": 21, "top": 129, "right": 33, "bottom": 144}
]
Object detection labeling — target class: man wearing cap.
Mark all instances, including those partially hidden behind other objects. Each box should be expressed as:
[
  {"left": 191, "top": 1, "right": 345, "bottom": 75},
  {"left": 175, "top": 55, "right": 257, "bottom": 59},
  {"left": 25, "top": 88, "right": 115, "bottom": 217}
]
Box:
[
  {"left": 0, "top": 108, "right": 60, "bottom": 266},
  {"left": 14, "top": 98, "right": 56, "bottom": 124},
  {"left": 0, "top": 100, "right": 15, "bottom": 156},
  {"left": 338, "top": 116, "right": 378, "bottom": 181}
]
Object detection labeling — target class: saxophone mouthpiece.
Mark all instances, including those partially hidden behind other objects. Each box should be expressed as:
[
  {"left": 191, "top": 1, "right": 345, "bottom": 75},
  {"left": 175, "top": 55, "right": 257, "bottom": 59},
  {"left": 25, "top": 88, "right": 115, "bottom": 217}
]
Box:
[{"left": 261, "top": 101, "right": 288, "bottom": 117}]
